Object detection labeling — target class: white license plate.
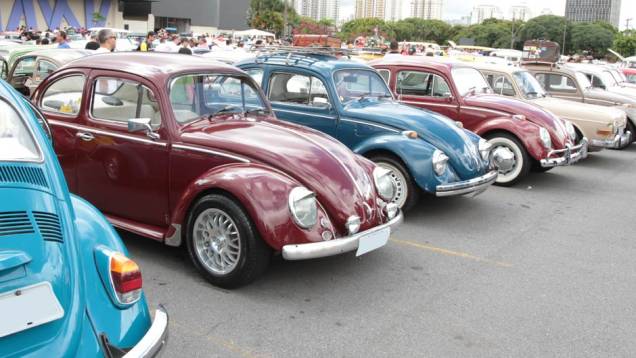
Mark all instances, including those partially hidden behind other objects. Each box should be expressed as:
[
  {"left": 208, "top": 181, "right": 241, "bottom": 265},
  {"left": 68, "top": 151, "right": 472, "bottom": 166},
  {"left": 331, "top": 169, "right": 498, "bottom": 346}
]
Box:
[
  {"left": 0, "top": 282, "right": 64, "bottom": 338},
  {"left": 356, "top": 226, "right": 390, "bottom": 256}
]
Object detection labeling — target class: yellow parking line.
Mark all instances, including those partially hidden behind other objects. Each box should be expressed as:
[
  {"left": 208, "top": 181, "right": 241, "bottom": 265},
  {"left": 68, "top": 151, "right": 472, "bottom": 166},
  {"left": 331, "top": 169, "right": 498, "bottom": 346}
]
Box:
[
  {"left": 172, "top": 320, "right": 266, "bottom": 358},
  {"left": 391, "top": 239, "right": 513, "bottom": 268}
]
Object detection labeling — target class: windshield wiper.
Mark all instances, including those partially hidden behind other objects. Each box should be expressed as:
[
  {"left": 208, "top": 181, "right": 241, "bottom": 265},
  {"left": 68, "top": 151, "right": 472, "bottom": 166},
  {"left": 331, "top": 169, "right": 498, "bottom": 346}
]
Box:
[
  {"left": 210, "top": 105, "right": 241, "bottom": 118},
  {"left": 244, "top": 108, "right": 267, "bottom": 115}
]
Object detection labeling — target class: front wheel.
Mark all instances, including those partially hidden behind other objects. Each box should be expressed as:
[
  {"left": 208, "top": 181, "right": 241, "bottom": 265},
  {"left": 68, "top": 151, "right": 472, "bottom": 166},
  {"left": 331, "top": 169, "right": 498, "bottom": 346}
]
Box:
[
  {"left": 486, "top": 133, "right": 531, "bottom": 186},
  {"left": 369, "top": 154, "right": 419, "bottom": 212},
  {"left": 185, "top": 194, "right": 270, "bottom": 288}
]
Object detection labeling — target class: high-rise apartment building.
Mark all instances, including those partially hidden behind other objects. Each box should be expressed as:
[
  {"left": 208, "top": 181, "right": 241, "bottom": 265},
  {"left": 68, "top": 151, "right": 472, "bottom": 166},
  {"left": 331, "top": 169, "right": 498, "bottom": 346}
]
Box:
[
  {"left": 470, "top": 4, "right": 503, "bottom": 24},
  {"left": 565, "top": 0, "right": 621, "bottom": 27},
  {"left": 410, "top": 0, "right": 444, "bottom": 20},
  {"left": 355, "top": 0, "right": 385, "bottom": 19},
  {"left": 293, "top": 0, "right": 339, "bottom": 21},
  {"left": 384, "top": 0, "right": 403, "bottom": 21},
  {"left": 510, "top": 5, "right": 532, "bottom": 21}
]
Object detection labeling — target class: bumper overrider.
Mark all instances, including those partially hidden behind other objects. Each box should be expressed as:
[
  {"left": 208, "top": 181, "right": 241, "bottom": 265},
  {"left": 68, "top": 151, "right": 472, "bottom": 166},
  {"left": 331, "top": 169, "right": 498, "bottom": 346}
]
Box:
[
  {"left": 540, "top": 137, "right": 588, "bottom": 168},
  {"left": 122, "top": 305, "right": 168, "bottom": 358},
  {"left": 282, "top": 210, "right": 403, "bottom": 260},
  {"left": 435, "top": 170, "right": 498, "bottom": 197},
  {"left": 590, "top": 129, "right": 632, "bottom": 149}
]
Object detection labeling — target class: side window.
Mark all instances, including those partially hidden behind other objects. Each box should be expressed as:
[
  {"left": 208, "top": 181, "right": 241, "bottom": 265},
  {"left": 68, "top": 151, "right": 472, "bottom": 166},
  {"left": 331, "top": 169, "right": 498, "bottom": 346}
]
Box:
[
  {"left": 545, "top": 74, "right": 577, "bottom": 93},
  {"left": 1, "top": 60, "right": 7, "bottom": 80},
  {"left": 377, "top": 69, "right": 390, "bottom": 84},
  {"left": 34, "top": 60, "right": 57, "bottom": 82},
  {"left": 245, "top": 68, "right": 264, "bottom": 86},
  {"left": 397, "top": 71, "right": 450, "bottom": 97},
  {"left": 40, "top": 75, "right": 85, "bottom": 116},
  {"left": 14, "top": 57, "right": 36, "bottom": 76},
  {"left": 492, "top": 74, "right": 516, "bottom": 96},
  {"left": 590, "top": 75, "right": 604, "bottom": 88},
  {"left": 269, "top": 72, "right": 330, "bottom": 108},
  {"left": 91, "top": 77, "right": 161, "bottom": 129}
]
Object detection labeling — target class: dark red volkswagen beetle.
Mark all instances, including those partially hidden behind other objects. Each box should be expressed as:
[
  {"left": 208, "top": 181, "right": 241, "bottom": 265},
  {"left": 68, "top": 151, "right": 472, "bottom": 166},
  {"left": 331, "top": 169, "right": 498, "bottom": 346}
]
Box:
[{"left": 32, "top": 53, "right": 402, "bottom": 288}]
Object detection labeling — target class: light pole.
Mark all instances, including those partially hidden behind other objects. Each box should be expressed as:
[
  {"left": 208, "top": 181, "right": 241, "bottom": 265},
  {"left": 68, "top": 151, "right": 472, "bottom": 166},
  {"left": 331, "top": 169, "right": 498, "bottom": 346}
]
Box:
[{"left": 510, "top": 13, "right": 515, "bottom": 49}]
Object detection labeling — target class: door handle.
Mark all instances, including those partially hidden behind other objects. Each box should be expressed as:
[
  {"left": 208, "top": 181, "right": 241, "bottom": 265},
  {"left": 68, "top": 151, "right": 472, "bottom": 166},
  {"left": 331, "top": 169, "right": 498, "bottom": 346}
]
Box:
[{"left": 76, "top": 132, "right": 94, "bottom": 142}]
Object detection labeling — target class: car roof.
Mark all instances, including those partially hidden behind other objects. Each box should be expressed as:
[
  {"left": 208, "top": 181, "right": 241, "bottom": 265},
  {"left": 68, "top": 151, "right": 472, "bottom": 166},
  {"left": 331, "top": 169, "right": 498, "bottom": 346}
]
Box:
[
  {"left": 369, "top": 56, "right": 467, "bottom": 72},
  {"left": 19, "top": 48, "right": 93, "bottom": 63},
  {"left": 465, "top": 62, "right": 526, "bottom": 74},
  {"left": 62, "top": 52, "right": 242, "bottom": 78},
  {"left": 238, "top": 52, "right": 372, "bottom": 76},
  {"left": 522, "top": 62, "right": 577, "bottom": 75}
]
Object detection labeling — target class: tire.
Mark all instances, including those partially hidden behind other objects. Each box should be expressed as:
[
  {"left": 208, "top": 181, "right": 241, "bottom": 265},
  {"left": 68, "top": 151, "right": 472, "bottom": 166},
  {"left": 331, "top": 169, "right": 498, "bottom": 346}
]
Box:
[
  {"left": 185, "top": 194, "right": 270, "bottom": 288},
  {"left": 368, "top": 154, "right": 419, "bottom": 212},
  {"left": 485, "top": 133, "right": 531, "bottom": 186},
  {"left": 627, "top": 119, "right": 635, "bottom": 144}
]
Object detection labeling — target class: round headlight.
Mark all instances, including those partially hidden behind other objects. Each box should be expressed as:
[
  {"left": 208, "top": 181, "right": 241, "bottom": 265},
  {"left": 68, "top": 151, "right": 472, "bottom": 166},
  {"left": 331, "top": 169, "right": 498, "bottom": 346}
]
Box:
[
  {"left": 478, "top": 138, "right": 492, "bottom": 161},
  {"left": 288, "top": 187, "right": 318, "bottom": 229},
  {"left": 565, "top": 121, "right": 577, "bottom": 141},
  {"left": 539, "top": 127, "right": 552, "bottom": 149},
  {"left": 373, "top": 167, "right": 395, "bottom": 201},
  {"left": 432, "top": 150, "right": 449, "bottom": 176}
]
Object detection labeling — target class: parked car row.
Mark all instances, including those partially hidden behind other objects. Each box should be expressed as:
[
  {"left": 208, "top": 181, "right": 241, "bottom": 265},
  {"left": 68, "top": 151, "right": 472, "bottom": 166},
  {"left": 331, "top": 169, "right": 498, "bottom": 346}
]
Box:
[{"left": 2, "top": 44, "right": 635, "bottom": 356}]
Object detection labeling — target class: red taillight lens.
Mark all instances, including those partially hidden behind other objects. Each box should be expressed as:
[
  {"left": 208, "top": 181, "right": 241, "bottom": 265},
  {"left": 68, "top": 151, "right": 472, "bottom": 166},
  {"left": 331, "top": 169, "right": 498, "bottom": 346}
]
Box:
[{"left": 110, "top": 253, "right": 142, "bottom": 304}]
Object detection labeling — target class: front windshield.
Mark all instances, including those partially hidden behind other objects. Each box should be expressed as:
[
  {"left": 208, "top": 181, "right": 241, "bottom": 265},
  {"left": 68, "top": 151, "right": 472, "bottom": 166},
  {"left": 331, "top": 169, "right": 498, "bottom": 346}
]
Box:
[
  {"left": 513, "top": 71, "right": 546, "bottom": 99},
  {"left": 333, "top": 69, "right": 392, "bottom": 103},
  {"left": 575, "top": 72, "right": 592, "bottom": 89},
  {"left": 0, "top": 99, "right": 40, "bottom": 162},
  {"left": 451, "top": 68, "right": 491, "bottom": 96},
  {"left": 600, "top": 70, "right": 618, "bottom": 87},
  {"left": 170, "top": 73, "right": 267, "bottom": 124}
]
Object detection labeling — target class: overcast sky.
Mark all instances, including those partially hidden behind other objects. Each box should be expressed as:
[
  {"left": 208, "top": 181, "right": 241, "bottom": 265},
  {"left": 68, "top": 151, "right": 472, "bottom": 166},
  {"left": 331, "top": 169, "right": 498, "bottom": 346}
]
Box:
[{"left": 340, "top": 0, "right": 636, "bottom": 29}]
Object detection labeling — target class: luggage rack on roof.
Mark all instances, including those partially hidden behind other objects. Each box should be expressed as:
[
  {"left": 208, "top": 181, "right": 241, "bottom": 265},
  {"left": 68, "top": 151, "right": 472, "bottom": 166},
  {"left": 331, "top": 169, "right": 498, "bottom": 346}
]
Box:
[{"left": 253, "top": 46, "right": 353, "bottom": 65}]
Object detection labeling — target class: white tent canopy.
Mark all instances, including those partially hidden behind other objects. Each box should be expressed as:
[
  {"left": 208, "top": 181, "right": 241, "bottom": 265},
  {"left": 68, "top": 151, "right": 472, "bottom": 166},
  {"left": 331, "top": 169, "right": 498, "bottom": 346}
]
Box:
[{"left": 233, "top": 29, "right": 275, "bottom": 39}]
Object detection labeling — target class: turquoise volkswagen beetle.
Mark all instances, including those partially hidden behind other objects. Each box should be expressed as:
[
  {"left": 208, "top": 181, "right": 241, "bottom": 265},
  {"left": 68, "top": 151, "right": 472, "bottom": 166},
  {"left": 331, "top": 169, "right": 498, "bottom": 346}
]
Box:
[
  {"left": 239, "top": 53, "right": 498, "bottom": 210},
  {"left": 0, "top": 80, "right": 167, "bottom": 357}
]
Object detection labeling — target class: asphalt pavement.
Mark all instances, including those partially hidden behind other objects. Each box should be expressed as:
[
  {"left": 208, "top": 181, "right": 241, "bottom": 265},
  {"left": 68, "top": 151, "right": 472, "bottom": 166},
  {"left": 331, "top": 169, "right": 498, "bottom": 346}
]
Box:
[{"left": 123, "top": 144, "right": 636, "bottom": 358}]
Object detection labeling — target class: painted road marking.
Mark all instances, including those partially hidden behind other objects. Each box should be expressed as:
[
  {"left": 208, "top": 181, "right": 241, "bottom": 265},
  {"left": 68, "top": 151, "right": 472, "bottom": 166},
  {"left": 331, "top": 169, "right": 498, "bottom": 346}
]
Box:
[{"left": 391, "top": 239, "right": 513, "bottom": 268}]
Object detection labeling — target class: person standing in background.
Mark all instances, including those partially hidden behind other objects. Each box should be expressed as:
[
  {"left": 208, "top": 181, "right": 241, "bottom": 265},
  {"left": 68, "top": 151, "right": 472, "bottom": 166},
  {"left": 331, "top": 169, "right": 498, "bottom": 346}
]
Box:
[
  {"left": 56, "top": 31, "right": 70, "bottom": 48},
  {"left": 139, "top": 31, "right": 155, "bottom": 52},
  {"left": 96, "top": 29, "right": 116, "bottom": 53}
]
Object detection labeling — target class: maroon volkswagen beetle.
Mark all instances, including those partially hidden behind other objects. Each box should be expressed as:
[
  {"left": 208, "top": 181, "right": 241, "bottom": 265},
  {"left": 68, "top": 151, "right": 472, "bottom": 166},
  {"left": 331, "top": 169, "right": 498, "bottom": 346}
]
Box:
[
  {"left": 32, "top": 53, "right": 402, "bottom": 288},
  {"left": 371, "top": 57, "right": 588, "bottom": 185}
]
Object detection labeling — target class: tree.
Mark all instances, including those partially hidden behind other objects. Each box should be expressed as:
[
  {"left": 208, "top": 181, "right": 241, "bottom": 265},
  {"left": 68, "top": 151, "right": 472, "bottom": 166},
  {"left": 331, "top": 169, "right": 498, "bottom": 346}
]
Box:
[
  {"left": 338, "top": 18, "right": 393, "bottom": 42},
  {"left": 92, "top": 11, "right": 105, "bottom": 26},
  {"left": 613, "top": 31, "right": 636, "bottom": 57},
  {"left": 247, "top": 0, "right": 298, "bottom": 36},
  {"left": 570, "top": 22, "right": 615, "bottom": 57},
  {"left": 453, "top": 19, "right": 518, "bottom": 49},
  {"left": 519, "top": 15, "right": 570, "bottom": 52}
]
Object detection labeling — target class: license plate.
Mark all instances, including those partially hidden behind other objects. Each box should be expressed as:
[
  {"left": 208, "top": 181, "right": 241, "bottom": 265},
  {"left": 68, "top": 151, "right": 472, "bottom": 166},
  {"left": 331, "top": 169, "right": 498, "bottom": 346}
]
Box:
[
  {"left": 0, "top": 282, "right": 64, "bottom": 338},
  {"left": 356, "top": 227, "right": 390, "bottom": 256}
]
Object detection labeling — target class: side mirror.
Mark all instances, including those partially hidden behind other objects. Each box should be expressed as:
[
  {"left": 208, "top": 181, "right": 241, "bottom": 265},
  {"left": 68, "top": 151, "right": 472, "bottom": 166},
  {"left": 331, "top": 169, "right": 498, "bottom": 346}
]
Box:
[{"left": 128, "top": 118, "right": 159, "bottom": 140}]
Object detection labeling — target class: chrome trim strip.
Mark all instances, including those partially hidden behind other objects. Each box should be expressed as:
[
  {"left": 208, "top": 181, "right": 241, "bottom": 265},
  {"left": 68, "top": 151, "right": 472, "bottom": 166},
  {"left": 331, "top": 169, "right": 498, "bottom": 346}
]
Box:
[
  {"left": 172, "top": 143, "right": 250, "bottom": 163},
  {"left": 461, "top": 106, "right": 510, "bottom": 117},
  {"left": 47, "top": 120, "right": 168, "bottom": 147},
  {"left": 274, "top": 108, "right": 337, "bottom": 120},
  {"left": 540, "top": 137, "right": 589, "bottom": 168},
  {"left": 339, "top": 117, "right": 400, "bottom": 133},
  {"left": 282, "top": 210, "right": 403, "bottom": 260},
  {"left": 400, "top": 100, "right": 458, "bottom": 109},
  {"left": 123, "top": 305, "right": 169, "bottom": 358},
  {"left": 435, "top": 170, "right": 498, "bottom": 197}
]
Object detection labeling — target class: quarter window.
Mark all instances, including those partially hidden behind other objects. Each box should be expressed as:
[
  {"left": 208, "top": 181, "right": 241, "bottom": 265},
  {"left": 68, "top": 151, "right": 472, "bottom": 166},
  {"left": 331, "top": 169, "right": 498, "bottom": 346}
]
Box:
[
  {"left": 377, "top": 69, "right": 391, "bottom": 84},
  {"left": 537, "top": 73, "right": 578, "bottom": 93},
  {"left": 91, "top": 77, "right": 161, "bottom": 129},
  {"left": 14, "top": 57, "right": 35, "bottom": 76},
  {"left": 40, "top": 75, "right": 85, "bottom": 116},
  {"left": 245, "top": 68, "right": 264, "bottom": 86},
  {"left": 268, "top": 72, "right": 330, "bottom": 108},
  {"left": 486, "top": 74, "right": 516, "bottom": 96},
  {"left": 34, "top": 60, "right": 57, "bottom": 83},
  {"left": 397, "top": 70, "right": 451, "bottom": 97}
]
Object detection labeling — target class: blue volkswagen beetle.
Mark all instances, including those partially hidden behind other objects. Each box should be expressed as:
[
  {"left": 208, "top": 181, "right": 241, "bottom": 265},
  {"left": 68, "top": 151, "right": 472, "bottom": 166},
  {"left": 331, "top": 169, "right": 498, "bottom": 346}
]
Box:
[
  {"left": 0, "top": 80, "right": 167, "bottom": 357},
  {"left": 238, "top": 53, "right": 498, "bottom": 210}
]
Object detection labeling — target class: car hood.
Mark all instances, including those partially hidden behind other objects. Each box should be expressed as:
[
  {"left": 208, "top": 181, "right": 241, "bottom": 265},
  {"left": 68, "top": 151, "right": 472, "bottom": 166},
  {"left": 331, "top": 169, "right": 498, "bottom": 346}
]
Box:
[
  {"left": 341, "top": 99, "right": 487, "bottom": 178},
  {"left": 586, "top": 87, "right": 636, "bottom": 104},
  {"left": 180, "top": 116, "right": 378, "bottom": 229},
  {"left": 532, "top": 97, "right": 625, "bottom": 125},
  {"left": 0, "top": 185, "right": 82, "bottom": 356},
  {"left": 464, "top": 94, "right": 570, "bottom": 147},
  {"left": 608, "top": 85, "right": 636, "bottom": 98}
]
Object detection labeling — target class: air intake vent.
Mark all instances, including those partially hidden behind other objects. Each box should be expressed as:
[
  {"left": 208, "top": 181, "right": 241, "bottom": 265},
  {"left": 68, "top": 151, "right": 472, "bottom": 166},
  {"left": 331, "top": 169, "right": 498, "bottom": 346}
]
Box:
[
  {"left": 0, "top": 211, "right": 34, "bottom": 237},
  {"left": 33, "top": 212, "right": 63, "bottom": 243},
  {"left": 0, "top": 165, "right": 48, "bottom": 188}
]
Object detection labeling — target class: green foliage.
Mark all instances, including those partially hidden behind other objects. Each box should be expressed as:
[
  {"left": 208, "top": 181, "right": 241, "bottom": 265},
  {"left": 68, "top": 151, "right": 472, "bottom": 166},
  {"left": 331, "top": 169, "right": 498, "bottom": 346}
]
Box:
[
  {"left": 91, "top": 11, "right": 105, "bottom": 25},
  {"left": 519, "top": 15, "right": 570, "bottom": 50},
  {"left": 453, "top": 18, "right": 520, "bottom": 49},
  {"left": 248, "top": 0, "right": 298, "bottom": 36},
  {"left": 613, "top": 31, "right": 636, "bottom": 57},
  {"left": 570, "top": 22, "right": 615, "bottom": 56}
]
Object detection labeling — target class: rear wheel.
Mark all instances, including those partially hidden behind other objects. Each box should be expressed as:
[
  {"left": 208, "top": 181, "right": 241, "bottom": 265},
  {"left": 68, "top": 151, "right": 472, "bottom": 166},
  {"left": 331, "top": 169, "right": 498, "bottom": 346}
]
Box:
[
  {"left": 486, "top": 133, "right": 531, "bottom": 186},
  {"left": 626, "top": 119, "right": 635, "bottom": 145},
  {"left": 368, "top": 154, "right": 419, "bottom": 212},
  {"left": 185, "top": 194, "right": 270, "bottom": 288}
]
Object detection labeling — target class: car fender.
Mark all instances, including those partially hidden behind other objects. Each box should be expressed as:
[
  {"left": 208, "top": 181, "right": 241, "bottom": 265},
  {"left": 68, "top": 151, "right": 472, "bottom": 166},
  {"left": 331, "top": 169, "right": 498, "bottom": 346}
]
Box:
[
  {"left": 351, "top": 133, "right": 459, "bottom": 193},
  {"left": 70, "top": 194, "right": 152, "bottom": 350},
  {"left": 167, "top": 163, "right": 330, "bottom": 251},
  {"left": 471, "top": 117, "right": 546, "bottom": 161}
]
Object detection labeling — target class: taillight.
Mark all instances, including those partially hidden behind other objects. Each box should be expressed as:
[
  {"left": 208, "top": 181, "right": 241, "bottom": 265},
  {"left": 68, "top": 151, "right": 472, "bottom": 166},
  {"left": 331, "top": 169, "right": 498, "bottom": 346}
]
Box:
[{"left": 109, "top": 253, "right": 142, "bottom": 304}]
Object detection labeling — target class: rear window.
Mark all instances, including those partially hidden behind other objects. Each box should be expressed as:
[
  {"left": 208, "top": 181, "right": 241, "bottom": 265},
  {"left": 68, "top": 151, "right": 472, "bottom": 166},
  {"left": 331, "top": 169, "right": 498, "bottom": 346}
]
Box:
[{"left": 0, "top": 99, "right": 41, "bottom": 162}]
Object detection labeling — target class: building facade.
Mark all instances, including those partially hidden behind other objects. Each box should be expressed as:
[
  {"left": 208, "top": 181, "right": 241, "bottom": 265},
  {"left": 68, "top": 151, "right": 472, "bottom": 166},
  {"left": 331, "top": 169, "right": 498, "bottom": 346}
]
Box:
[
  {"left": 410, "top": 0, "right": 443, "bottom": 20},
  {"left": 565, "top": 0, "right": 621, "bottom": 27},
  {"left": 510, "top": 5, "right": 531, "bottom": 21},
  {"left": 355, "top": 0, "right": 385, "bottom": 19},
  {"left": 384, "top": 0, "right": 402, "bottom": 21},
  {"left": 294, "top": 0, "right": 339, "bottom": 22},
  {"left": 470, "top": 4, "right": 503, "bottom": 24}
]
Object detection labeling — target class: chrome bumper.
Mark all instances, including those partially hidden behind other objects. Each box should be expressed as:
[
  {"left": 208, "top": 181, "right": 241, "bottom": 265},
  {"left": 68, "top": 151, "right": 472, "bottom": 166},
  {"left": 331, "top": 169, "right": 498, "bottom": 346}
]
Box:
[
  {"left": 540, "top": 137, "right": 588, "bottom": 168},
  {"left": 282, "top": 211, "right": 403, "bottom": 260},
  {"left": 435, "top": 170, "right": 498, "bottom": 197},
  {"left": 590, "top": 130, "right": 632, "bottom": 149},
  {"left": 123, "top": 305, "right": 168, "bottom": 358}
]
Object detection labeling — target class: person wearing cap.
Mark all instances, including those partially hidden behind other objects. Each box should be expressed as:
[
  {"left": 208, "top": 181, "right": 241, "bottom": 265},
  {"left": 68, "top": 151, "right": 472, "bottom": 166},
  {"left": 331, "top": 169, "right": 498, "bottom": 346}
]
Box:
[{"left": 139, "top": 31, "right": 155, "bottom": 52}]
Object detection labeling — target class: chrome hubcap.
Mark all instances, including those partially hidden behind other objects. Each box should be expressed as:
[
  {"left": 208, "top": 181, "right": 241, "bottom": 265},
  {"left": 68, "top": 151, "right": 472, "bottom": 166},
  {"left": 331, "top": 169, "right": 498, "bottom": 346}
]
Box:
[
  {"left": 488, "top": 137, "right": 523, "bottom": 184},
  {"left": 377, "top": 162, "right": 408, "bottom": 209},
  {"left": 492, "top": 146, "right": 516, "bottom": 174},
  {"left": 193, "top": 208, "right": 241, "bottom": 275}
]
